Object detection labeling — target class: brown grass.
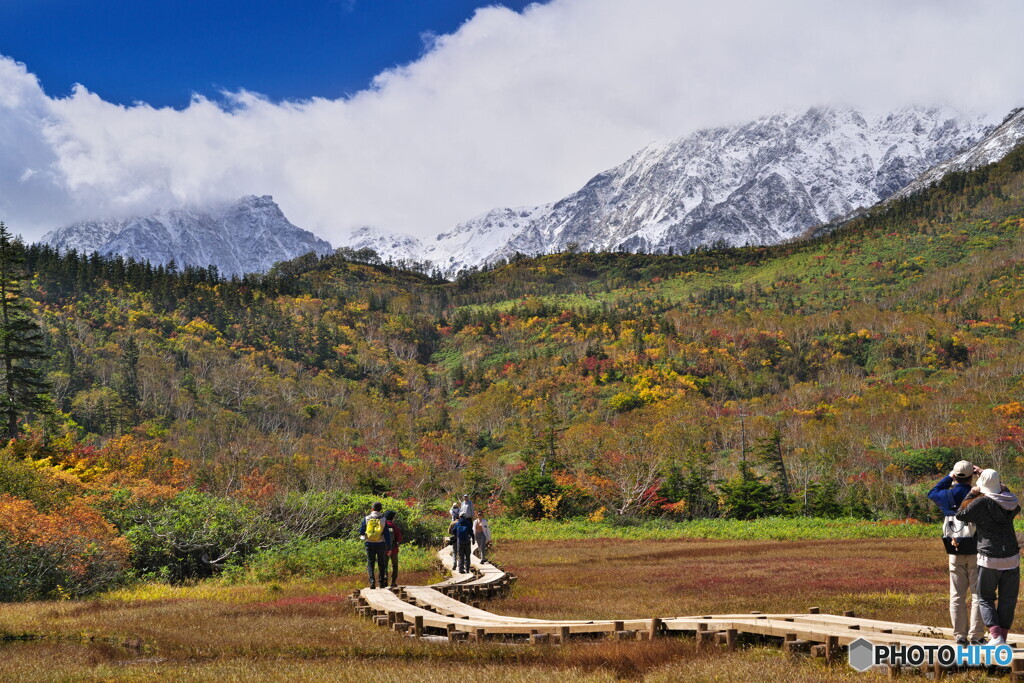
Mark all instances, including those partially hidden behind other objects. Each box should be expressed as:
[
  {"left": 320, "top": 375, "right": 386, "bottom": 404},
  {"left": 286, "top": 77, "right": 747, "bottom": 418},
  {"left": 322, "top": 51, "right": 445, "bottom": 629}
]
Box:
[
  {"left": 0, "top": 538, "right": 1009, "bottom": 680},
  {"left": 489, "top": 537, "right": 951, "bottom": 627}
]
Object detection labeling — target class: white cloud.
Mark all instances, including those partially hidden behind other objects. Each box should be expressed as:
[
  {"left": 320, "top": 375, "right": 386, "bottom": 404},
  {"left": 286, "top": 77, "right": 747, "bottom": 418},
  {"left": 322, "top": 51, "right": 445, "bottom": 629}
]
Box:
[{"left": 1, "top": 0, "right": 1022, "bottom": 242}]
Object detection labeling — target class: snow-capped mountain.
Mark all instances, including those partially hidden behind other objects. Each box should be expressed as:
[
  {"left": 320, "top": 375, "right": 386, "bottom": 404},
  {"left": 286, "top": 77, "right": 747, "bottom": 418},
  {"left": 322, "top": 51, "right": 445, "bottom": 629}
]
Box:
[
  {"left": 344, "top": 226, "right": 424, "bottom": 263},
  {"left": 406, "top": 107, "right": 992, "bottom": 274},
  {"left": 42, "top": 196, "right": 333, "bottom": 276},
  {"left": 888, "top": 107, "right": 1024, "bottom": 202}
]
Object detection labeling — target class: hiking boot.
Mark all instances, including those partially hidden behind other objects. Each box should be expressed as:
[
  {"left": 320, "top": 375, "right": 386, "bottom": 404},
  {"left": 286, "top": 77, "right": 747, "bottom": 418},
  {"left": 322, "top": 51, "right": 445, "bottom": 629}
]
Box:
[
  {"left": 955, "top": 636, "right": 969, "bottom": 646},
  {"left": 369, "top": 583, "right": 376, "bottom": 589},
  {"left": 970, "top": 637, "right": 987, "bottom": 645}
]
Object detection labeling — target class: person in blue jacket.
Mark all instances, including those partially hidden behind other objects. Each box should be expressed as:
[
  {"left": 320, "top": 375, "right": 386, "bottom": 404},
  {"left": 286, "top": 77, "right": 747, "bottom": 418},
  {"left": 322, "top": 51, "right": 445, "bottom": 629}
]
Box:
[
  {"left": 928, "top": 460, "right": 985, "bottom": 644},
  {"left": 455, "top": 515, "right": 474, "bottom": 573},
  {"left": 358, "top": 501, "right": 393, "bottom": 588}
]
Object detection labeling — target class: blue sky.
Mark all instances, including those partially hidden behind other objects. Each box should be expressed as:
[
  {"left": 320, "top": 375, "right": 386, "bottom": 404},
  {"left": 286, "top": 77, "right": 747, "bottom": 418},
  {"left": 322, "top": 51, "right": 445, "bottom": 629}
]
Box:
[
  {"left": 0, "top": 0, "right": 538, "bottom": 106},
  {"left": 0, "top": 0, "right": 1019, "bottom": 242}
]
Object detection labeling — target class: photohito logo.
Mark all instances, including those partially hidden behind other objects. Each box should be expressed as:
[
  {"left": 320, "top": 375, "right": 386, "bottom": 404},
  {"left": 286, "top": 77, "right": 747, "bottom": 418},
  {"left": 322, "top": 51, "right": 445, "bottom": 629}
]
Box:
[{"left": 847, "top": 637, "right": 1013, "bottom": 672}]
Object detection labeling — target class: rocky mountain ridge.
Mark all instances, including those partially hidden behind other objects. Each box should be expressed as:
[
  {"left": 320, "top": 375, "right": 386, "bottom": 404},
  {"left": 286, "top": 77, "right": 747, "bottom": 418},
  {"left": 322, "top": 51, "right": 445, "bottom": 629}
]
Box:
[
  {"left": 351, "top": 107, "right": 995, "bottom": 275},
  {"left": 42, "top": 195, "right": 333, "bottom": 277}
]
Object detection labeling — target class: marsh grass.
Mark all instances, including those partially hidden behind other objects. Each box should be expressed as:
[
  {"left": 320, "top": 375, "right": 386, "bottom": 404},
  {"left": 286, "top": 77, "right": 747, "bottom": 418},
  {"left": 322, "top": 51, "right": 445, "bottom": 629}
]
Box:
[
  {"left": 0, "top": 537, "right": 1008, "bottom": 680},
  {"left": 490, "top": 517, "right": 941, "bottom": 541},
  {"left": 488, "top": 538, "right": 951, "bottom": 626}
]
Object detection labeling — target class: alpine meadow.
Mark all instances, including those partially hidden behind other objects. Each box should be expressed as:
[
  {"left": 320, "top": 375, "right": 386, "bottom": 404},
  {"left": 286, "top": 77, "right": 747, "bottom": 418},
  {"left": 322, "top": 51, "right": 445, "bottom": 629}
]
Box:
[
  {"left": 0, "top": 113, "right": 1020, "bottom": 677},
  {"left": 4, "top": 2, "right": 1024, "bottom": 677}
]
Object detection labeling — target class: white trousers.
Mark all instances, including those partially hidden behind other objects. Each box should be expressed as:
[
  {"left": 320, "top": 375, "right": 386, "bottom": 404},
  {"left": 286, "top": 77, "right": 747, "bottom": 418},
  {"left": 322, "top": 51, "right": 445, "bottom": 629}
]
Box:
[{"left": 949, "top": 554, "right": 985, "bottom": 640}]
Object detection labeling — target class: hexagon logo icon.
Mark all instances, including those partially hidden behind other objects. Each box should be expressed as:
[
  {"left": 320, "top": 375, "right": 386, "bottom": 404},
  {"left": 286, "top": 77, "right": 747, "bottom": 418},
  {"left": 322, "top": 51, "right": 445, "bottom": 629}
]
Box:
[{"left": 848, "top": 637, "right": 875, "bottom": 672}]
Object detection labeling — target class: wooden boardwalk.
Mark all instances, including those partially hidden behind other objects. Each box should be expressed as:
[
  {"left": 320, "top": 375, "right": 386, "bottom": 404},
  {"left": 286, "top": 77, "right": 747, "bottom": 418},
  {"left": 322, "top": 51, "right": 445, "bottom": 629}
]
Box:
[{"left": 350, "top": 543, "right": 1024, "bottom": 677}]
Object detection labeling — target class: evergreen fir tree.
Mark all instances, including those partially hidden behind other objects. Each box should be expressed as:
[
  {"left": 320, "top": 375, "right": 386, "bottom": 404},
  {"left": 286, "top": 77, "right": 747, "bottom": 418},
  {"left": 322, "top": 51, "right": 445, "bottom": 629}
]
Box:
[
  {"left": 0, "top": 223, "right": 51, "bottom": 439},
  {"left": 718, "top": 461, "right": 785, "bottom": 520},
  {"left": 755, "top": 430, "right": 790, "bottom": 499}
]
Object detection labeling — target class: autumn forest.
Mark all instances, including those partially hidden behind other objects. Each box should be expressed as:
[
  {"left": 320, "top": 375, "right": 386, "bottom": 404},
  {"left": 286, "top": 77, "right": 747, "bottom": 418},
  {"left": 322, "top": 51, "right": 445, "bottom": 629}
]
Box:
[{"left": 2, "top": 143, "right": 1024, "bottom": 601}]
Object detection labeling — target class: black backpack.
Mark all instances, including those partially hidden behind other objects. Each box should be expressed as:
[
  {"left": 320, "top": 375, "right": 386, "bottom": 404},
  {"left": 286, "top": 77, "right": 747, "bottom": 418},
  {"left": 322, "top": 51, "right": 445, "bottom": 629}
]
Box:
[{"left": 942, "top": 515, "right": 977, "bottom": 555}]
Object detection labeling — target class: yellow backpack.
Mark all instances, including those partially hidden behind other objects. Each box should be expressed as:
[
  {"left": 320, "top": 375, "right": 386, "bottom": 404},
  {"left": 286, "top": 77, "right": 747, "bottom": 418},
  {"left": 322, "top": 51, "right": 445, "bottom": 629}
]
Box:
[{"left": 365, "top": 516, "right": 385, "bottom": 543}]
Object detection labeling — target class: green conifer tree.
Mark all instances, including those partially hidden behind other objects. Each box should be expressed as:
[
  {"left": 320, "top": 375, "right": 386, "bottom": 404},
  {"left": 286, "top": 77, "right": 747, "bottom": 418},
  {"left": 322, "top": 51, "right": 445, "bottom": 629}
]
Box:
[{"left": 0, "top": 222, "right": 51, "bottom": 439}]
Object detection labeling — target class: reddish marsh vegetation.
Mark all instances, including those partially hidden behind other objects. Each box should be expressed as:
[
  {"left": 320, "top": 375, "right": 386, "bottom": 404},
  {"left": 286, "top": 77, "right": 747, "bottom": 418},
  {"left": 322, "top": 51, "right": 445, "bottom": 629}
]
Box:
[
  {"left": 491, "top": 537, "right": 949, "bottom": 627},
  {"left": 0, "top": 538, "right": 997, "bottom": 681}
]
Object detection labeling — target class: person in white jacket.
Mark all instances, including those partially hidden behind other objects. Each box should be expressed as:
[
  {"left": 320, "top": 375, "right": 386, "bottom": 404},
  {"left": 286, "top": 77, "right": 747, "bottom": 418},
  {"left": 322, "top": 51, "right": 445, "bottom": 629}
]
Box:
[
  {"left": 459, "top": 494, "right": 474, "bottom": 519},
  {"left": 473, "top": 510, "right": 492, "bottom": 562}
]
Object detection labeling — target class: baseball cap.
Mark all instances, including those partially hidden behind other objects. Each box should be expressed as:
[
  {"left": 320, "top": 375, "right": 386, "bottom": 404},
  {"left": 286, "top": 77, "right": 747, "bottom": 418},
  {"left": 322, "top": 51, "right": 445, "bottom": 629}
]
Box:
[{"left": 952, "top": 460, "right": 974, "bottom": 478}]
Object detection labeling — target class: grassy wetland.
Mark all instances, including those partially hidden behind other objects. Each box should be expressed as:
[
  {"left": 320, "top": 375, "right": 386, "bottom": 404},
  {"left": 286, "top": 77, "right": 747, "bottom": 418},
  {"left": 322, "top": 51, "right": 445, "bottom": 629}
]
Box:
[{"left": 0, "top": 535, "right": 1004, "bottom": 682}]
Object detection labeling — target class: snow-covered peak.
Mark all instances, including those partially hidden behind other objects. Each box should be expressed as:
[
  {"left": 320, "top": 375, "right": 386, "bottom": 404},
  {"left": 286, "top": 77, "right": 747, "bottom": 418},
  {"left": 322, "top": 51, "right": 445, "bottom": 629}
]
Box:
[
  {"left": 342, "top": 226, "right": 424, "bottom": 263},
  {"left": 422, "top": 106, "right": 992, "bottom": 275},
  {"left": 888, "top": 107, "right": 1024, "bottom": 202},
  {"left": 41, "top": 196, "right": 333, "bottom": 276}
]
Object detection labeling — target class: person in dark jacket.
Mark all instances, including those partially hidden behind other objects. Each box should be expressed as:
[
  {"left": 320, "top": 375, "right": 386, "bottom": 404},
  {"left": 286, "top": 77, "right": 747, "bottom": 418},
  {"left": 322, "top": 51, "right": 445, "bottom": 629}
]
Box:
[
  {"left": 928, "top": 460, "right": 985, "bottom": 644},
  {"left": 956, "top": 469, "right": 1020, "bottom": 646},
  {"left": 384, "top": 510, "right": 403, "bottom": 588},
  {"left": 447, "top": 518, "right": 459, "bottom": 567},
  {"left": 358, "top": 502, "right": 393, "bottom": 589},
  {"left": 455, "top": 515, "right": 474, "bottom": 573}
]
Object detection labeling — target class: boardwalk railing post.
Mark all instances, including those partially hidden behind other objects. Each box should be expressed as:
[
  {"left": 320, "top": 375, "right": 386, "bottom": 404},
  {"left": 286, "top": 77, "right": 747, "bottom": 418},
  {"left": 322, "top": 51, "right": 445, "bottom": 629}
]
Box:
[
  {"left": 649, "top": 617, "right": 662, "bottom": 640},
  {"left": 725, "top": 629, "right": 737, "bottom": 650},
  {"left": 414, "top": 615, "right": 424, "bottom": 637},
  {"left": 825, "top": 635, "right": 839, "bottom": 665},
  {"left": 559, "top": 626, "right": 570, "bottom": 644}
]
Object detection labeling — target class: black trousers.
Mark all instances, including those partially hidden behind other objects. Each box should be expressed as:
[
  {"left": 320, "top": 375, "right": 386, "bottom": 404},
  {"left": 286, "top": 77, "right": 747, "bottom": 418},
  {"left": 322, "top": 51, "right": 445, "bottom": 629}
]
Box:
[
  {"left": 457, "top": 537, "right": 472, "bottom": 572},
  {"left": 977, "top": 565, "right": 1020, "bottom": 629},
  {"left": 366, "top": 544, "right": 388, "bottom": 587},
  {"left": 387, "top": 551, "right": 399, "bottom": 586}
]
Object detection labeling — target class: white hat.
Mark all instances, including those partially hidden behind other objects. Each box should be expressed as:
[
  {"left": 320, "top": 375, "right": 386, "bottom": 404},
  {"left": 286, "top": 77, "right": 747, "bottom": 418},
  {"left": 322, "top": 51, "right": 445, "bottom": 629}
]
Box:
[
  {"left": 952, "top": 460, "right": 974, "bottom": 478},
  {"left": 978, "top": 469, "right": 1001, "bottom": 495}
]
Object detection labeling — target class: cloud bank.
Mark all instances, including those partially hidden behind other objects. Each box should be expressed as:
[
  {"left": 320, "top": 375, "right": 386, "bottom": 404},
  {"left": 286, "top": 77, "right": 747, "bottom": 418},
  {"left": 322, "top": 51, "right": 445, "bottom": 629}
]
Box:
[{"left": 1, "top": 0, "right": 1022, "bottom": 242}]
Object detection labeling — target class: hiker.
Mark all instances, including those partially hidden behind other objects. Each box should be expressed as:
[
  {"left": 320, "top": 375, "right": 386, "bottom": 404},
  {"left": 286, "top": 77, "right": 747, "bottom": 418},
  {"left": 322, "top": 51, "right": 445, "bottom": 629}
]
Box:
[
  {"left": 358, "top": 502, "right": 392, "bottom": 589},
  {"left": 928, "top": 460, "right": 986, "bottom": 645},
  {"left": 474, "top": 509, "right": 492, "bottom": 563},
  {"left": 456, "top": 515, "right": 474, "bottom": 573},
  {"left": 384, "top": 509, "right": 403, "bottom": 588},
  {"left": 450, "top": 500, "right": 461, "bottom": 522},
  {"left": 459, "top": 493, "right": 474, "bottom": 519},
  {"left": 447, "top": 517, "right": 460, "bottom": 569},
  {"left": 956, "top": 469, "right": 1021, "bottom": 646}
]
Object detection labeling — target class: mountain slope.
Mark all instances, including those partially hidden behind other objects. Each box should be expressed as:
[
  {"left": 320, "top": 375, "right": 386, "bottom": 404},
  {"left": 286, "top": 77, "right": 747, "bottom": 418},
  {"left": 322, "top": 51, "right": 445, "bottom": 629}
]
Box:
[
  {"left": 343, "top": 226, "right": 424, "bottom": 263},
  {"left": 888, "top": 107, "right": 1024, "bottom": 202},
  {"left": 412, "top": 107, "right": 992, "bottom": 274},
  {"left": 42, "top": 195, "right": 333, "bottom": 276}
]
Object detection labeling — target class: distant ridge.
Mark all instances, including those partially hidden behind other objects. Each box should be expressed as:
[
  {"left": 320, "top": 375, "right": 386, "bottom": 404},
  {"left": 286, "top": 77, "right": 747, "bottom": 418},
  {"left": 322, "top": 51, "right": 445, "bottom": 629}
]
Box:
[
  {"left": 346, "top": 106, "right": 993, "bottom": 275},
  {"left": 42, "top": 195, "right": 333, "bottom": 277}
]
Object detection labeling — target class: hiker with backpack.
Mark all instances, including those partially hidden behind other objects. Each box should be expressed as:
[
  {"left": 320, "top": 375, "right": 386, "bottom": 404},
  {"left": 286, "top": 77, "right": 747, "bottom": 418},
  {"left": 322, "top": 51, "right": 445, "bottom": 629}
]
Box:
[
  {"left": 456, "top": 514, "right": 474, "bottom": 573},
  {"left": 384, "top": 510, "right": 403, "bottom": 588},
  {"left": 473, "top": 509, "right": 492, "bottom": 563},
  {"left": 359, "top": 502, "right": 393, "bottom": 589},
  {"left": 956, "top": 469, "right": 1021, "bottom": 646},
  {"left": 928, "top": 460, "right": 985, "bottom": 645}
]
